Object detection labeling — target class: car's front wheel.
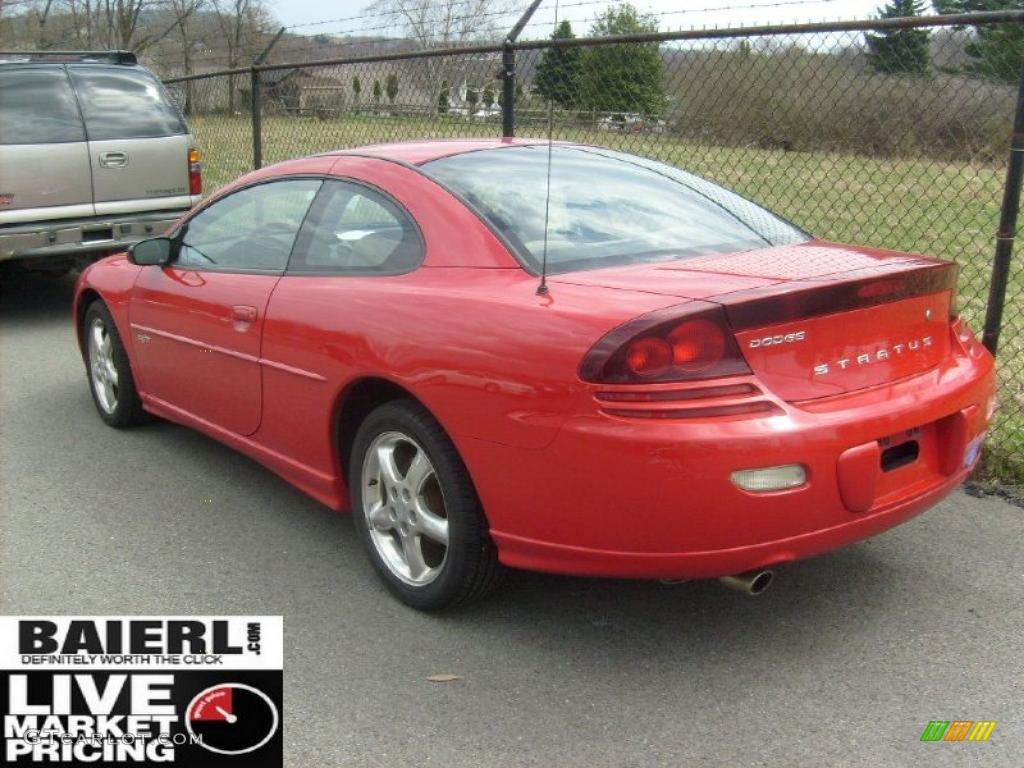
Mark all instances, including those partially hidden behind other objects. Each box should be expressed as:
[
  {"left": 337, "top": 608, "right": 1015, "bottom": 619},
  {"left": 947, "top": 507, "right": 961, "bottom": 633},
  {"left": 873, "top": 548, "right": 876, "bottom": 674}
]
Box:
[
  {"left": 83, "top": 301, "right": 147, "bottom": 428},
  {"left": 349, "top": 401, "right": 503, "bottom": 610}
]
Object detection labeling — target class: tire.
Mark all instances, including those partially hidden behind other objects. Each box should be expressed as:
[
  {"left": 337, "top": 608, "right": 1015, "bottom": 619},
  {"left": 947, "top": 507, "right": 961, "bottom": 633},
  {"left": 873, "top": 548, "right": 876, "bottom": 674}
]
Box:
[
  {"left": 83, "top": 300, "right": 148, "bottom": 428},
  {"left": 349, "top": 400, "right": 504, "bottom": 610}
]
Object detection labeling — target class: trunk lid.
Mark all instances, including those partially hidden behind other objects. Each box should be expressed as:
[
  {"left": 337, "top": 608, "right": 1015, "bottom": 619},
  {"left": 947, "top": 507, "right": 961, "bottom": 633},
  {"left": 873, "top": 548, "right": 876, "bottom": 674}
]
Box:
[{"left": 552, "top": 241, "right": 956, "bottom": 401}]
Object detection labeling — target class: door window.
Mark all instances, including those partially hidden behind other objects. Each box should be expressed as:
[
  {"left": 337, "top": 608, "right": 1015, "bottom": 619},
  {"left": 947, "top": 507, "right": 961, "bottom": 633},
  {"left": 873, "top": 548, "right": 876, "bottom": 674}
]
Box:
[
  {"left": 176, "top": 179, "right": 322, "bottom": 272},
  {"left": 0, "top": 68, "right": 85, "bottom": 144},
  {"left": 288, "top": 180, "right": 423, "bottom": 274}
]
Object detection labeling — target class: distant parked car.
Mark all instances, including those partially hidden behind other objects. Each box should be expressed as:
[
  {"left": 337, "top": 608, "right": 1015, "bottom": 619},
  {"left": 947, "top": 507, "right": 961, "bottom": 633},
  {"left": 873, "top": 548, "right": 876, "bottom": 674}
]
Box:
[
  {"left": 74, "top": 140, "right": 995, "bottom": 610},
  {"left": 0, "top": 51, "right": 201, "bottom": 273}
]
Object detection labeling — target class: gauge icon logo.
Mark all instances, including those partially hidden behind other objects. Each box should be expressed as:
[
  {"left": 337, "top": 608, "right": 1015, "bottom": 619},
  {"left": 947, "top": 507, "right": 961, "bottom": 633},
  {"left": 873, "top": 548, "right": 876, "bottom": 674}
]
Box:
[{"left": 185, "top": 683, "right": 280, "bottom": 756}]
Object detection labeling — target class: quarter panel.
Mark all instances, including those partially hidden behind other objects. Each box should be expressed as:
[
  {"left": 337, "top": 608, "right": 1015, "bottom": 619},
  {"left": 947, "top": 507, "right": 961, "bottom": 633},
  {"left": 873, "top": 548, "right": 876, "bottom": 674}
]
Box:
[{"left": 257, "top": 269, "right": 683, "bottom": 504}]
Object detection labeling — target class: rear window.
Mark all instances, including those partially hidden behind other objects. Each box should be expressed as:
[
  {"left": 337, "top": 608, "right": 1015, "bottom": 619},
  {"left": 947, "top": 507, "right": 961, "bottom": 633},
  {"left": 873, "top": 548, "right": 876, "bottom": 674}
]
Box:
[
  {"left": 0, "top": 68, "right": 85, "bottom": 145},
  {"left": 68, "top": 67, "right": 187, "bottom": 140},
  {"left": 422, "top": 146, "right": 808, "bottom": 274}
]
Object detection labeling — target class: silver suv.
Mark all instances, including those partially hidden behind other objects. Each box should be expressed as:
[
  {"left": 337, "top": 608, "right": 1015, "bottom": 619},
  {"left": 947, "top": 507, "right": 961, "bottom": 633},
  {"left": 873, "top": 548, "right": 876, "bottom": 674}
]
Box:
[{"left": 0, "top": 51, "right": 201, "bottom": 270}]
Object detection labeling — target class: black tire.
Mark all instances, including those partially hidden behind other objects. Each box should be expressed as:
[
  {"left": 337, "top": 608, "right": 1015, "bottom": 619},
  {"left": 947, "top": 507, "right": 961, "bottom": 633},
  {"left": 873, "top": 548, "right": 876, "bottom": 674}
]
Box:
[
  {"left": 349, "top": 400, "right": 504, "bottom": 610},
  {"left": 82, "top": 300, "right": 148, "bottom": 428}
]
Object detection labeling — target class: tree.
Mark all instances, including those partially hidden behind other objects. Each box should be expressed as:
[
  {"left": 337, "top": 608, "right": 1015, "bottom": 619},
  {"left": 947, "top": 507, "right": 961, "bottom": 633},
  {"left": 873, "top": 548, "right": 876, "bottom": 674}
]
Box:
[
  {"left": 532, "top": 19, "right": 581, "bottom": 108},
  {"left": 576, "top": 4, "right": 667, "bottom": 115},
  {"left": 352, "top": 75, "right": 362, "bottom": 103},
  {"left": 438, "top": 78, "right": 450, "bottom": 114},
  {"left": 934, "top": 1, "right": 1024, "bottom": 83},
  {"left": 385, "top": 72, "right": 399, "bottom": 105},
  {"left": 482, "top": 84, "right": 495, "bottom": 110},
  {"left": 465, "top": 84, "right": 479, "bottom": 117},
  {"left": 865, "top": 0, "right": 930, "bottom": 74},
  {"left": 365, "top": 0, "right": 511, "bottom": 107},
  {"left": 365, "top": 0, "right": 512, "bottom": 48},
  {"left": 372, "top": 79, "right": 382, "bottom": 104}
]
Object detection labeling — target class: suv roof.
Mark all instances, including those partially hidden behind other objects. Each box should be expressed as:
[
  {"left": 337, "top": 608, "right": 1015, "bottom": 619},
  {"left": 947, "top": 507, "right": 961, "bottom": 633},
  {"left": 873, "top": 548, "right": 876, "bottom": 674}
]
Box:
[{"left": 0, "top": 50, "right": 137, "bottom": 65}]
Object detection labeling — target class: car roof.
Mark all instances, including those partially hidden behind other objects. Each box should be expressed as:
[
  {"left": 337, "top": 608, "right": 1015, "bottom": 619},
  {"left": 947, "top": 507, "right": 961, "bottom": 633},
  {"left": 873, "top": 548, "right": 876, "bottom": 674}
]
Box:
[{"left": 325, "top": 138, "right": 556, "bottom": 166}]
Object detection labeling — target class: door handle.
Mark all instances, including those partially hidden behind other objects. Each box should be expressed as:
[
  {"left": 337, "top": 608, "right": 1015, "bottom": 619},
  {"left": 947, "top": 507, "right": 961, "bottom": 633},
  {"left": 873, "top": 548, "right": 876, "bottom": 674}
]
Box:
[
  {"left": 98, "top": 151, "right": 129, "bottom": 168},
  {"left": 232, "top": 305, "right": 258, "bottom": 323}
]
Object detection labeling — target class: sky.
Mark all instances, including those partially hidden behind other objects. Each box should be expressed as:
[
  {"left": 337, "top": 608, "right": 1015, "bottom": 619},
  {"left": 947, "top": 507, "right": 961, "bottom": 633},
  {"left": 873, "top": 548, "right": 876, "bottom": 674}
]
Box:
[{"left": 265, "top": 0, "right": 902, "bottom": 41}]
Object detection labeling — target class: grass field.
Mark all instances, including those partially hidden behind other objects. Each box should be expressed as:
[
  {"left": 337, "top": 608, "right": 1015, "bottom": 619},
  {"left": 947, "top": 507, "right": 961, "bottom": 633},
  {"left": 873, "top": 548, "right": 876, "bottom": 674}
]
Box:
[{"left": 189, "top": 114, "right": 1024, "bottom": 485}]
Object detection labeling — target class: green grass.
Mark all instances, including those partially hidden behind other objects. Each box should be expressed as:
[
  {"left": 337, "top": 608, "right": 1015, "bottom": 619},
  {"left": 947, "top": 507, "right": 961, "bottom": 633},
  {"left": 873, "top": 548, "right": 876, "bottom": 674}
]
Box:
[{"left": 189, "top": 114, "right": 1024, "bottom": 486}]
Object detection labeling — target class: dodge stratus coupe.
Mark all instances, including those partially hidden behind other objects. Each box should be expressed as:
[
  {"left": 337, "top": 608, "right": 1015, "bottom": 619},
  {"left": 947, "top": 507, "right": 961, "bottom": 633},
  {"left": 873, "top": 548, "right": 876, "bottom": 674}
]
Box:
[{"left": 74, "top": 140, "right": 996, "bottom": 609}]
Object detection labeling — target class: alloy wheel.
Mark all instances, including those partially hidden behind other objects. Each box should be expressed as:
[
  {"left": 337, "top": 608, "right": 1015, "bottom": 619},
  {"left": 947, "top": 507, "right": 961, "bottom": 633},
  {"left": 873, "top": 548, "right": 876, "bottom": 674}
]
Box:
[
  {"left": 88, "top": 317, "right": 119, "bottom": 414},
  {"left": 361, "top": 431, "right": 450, "bottom": 586}
]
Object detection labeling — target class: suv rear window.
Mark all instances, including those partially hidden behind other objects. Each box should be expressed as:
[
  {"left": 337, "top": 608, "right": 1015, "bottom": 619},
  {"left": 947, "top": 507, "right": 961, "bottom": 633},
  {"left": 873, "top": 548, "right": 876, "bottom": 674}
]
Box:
[
  {"left": 0, "top": 68, "right": 85, "bottom": 145},
  {"left": 68, "top": 67, "right": 187, "bottom": 140}
]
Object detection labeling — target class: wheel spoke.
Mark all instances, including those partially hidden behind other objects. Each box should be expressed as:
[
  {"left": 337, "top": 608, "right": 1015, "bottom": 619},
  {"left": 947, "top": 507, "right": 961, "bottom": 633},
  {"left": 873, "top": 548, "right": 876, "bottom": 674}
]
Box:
[
  {"left": 415, "top": 498, "right": 449, "bottom": 545},
  {"left": 404, "top": 450, "right": 432, "bottom": 493},
  {"left": 402, "top": 534, "right": 429, "bottom": 580},
  {"left": 376, "top": 443, "right": 403, "bottom": 488},
  {"left": 104, "top": 359, "right": 118, "bottom": 384},
  {"left": 91, "top": 322, "right": 102, "bottom": 349}
]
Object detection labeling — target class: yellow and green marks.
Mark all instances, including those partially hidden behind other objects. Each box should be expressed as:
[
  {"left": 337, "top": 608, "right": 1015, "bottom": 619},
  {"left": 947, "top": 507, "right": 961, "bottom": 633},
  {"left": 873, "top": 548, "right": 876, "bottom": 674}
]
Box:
[{"left": 920, "top": 720, "right": 997, "bottom": 742}]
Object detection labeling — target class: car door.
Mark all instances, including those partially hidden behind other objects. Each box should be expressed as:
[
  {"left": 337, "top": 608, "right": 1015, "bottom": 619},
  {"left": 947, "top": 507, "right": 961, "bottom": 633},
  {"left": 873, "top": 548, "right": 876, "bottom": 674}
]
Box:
[
  {"left": 129, "top": 178, "right": 322, "bottom": 435},
  {"left": 0, "top": 66, "right": 94, "bottom": 225}
]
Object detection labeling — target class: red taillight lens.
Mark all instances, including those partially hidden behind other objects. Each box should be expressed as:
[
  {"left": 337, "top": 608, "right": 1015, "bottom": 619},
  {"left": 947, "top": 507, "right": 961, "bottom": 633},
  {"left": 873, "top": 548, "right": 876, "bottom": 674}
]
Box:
[
  {"left": 188, "top": 148, "right": 202, "bottom": 195},
  {"left": 625, "top": 337, "right": 672, "bottom": 377},
  {"left": 667, "top": 318, "right": 725, "bottom": 371},
  {"left": 580, "top": 302, "right": 751, "bottom": 384}
]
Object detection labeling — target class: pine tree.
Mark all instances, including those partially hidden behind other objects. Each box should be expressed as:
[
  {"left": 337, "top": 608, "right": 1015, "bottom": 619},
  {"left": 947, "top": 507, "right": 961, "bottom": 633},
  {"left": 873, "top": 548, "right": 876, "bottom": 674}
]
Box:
[
  {"left": 865, "top": 0, "right": 931, "bottom": 75},
  {"left": 385, "top": 73, "right": 399, "bottom": 105},
  {"left": 533, "top": 20, "right": 581, "bottom": 108},
  {"left": 934, "top": 1, "right": 1024, "bottom": 83},
  {"left": 372, "top": 79, "right": 382, "bottom": 104},
  {"left": 577, "top": 4, "right": 667, "bottom": 115},
  {"left": 438, "top": 79, "right": 450, "bottom": 114}
]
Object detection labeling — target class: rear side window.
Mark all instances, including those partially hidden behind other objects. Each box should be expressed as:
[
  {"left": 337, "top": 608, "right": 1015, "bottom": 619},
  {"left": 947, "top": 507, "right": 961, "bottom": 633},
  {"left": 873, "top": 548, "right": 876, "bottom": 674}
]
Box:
[
  {"left": 0, "top": 68, "right": 85, "bottom": 145},
  {"left": 68, "top": 67, "right": 187, "bottom": 140},
  {"left": 288, "top": 180, "right": 423, "bottom": 274}
]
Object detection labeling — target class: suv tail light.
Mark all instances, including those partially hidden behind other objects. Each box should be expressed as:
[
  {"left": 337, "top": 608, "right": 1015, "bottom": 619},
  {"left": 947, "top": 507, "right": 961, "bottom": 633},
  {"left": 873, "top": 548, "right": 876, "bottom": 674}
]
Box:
[
  {"left": 188, "top": 148, "right": 202, "bottom": 195},
  {"left": 580, "top": 302, "right": 751, "bottom": 384}
]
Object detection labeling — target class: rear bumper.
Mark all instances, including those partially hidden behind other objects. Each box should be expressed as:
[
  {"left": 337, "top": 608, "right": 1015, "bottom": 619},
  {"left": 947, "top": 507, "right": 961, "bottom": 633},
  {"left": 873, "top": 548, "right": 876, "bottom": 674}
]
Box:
[
  {"left": 491, "top": 462, "right": 974, "bottom": 578},
  {"left": 468, "top": 325, "right": 996, "bottom": 579},
  {"left": 0, "top": 209, "right": 190, "bottom": 261}
]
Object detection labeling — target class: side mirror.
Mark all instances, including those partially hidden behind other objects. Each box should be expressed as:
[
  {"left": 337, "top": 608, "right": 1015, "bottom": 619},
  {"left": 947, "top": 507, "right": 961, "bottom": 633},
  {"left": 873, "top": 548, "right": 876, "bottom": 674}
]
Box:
[{"left": 128, "top": 237, "right": 172, "bottom": 266}]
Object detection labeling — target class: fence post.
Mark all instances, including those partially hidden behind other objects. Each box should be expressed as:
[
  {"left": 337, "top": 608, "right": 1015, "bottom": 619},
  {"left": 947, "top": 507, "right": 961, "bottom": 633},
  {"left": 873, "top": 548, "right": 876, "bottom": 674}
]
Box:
[
  {"left": 983, "top": 63, "right": 1024, "bottom": 354},
  {"left": 248, "top": 27, "right": 284, "bottom": 172},
  {"left": 501, "top": 42, "right": 515, "bottom": 138},
  {"left": 251, "top": 67, "right": 262, "bottom": 170},
  {"left": 501, "top": 0, "right": 544, "bottom": 138}
]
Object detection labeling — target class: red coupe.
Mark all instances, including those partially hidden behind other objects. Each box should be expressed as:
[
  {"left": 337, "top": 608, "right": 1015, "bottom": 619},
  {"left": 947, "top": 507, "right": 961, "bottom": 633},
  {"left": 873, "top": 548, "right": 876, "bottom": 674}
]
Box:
[{"left": 73, "top": 139, "right": 996, "bottom": 609}]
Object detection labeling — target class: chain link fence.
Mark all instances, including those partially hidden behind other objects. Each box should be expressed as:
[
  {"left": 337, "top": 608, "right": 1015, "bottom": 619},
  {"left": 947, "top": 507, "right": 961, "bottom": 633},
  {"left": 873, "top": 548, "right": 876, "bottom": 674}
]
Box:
[{"left": 164, "top": 12, "right": 1024, "bottom": 492}]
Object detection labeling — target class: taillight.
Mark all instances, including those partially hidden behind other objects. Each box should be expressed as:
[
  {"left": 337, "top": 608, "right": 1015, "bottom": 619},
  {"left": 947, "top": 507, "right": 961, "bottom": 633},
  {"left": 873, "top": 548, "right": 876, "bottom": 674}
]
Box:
[
  {"left": 188, "top": 147, "right": 202, "bottom": 195},
  {"left": 581, "top": 302, "right": 751, "bottom": 384}
]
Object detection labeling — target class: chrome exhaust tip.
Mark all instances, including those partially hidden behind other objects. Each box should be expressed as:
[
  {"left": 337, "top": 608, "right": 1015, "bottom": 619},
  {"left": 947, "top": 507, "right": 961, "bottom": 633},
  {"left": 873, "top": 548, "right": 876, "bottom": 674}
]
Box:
[{"left": 718, "top": 569, "right": 774, "bottom": 596}]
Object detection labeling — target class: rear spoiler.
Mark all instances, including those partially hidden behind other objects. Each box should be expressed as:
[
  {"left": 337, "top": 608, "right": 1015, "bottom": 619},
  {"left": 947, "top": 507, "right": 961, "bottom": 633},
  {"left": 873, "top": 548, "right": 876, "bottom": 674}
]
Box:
[{"left": 717, "top": 259, "right": 958, "bottom": 331}]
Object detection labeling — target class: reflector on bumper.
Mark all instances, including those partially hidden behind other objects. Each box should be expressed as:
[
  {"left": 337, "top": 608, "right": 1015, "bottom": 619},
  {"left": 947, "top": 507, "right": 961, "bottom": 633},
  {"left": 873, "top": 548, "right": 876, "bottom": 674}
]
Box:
[{"left": 731, "top": 464, "right": 807, "bottom": 492}]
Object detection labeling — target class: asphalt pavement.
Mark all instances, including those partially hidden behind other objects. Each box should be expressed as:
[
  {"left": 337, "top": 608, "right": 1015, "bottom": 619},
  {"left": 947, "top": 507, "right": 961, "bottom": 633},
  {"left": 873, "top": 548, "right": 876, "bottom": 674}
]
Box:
[{"left": 1, "top": 273, "right": 1021, "bottom": 767}]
